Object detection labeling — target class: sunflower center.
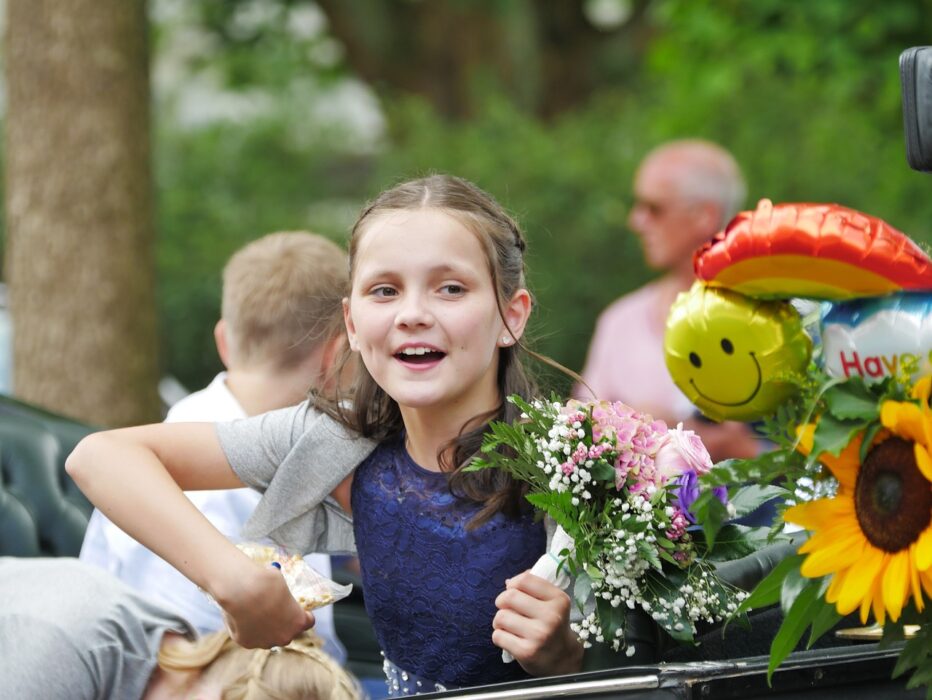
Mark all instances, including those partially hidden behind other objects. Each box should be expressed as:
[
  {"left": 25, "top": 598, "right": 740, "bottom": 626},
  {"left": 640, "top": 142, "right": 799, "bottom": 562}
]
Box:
[{"left": 855, "top": 437, "right": 932, "bottom": 553}]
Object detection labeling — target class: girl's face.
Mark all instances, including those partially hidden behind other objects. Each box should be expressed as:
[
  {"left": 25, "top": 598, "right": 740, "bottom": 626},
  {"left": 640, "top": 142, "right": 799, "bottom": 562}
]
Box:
[{"left": 344, "top": 208, "right": 530, "bottom": 421}]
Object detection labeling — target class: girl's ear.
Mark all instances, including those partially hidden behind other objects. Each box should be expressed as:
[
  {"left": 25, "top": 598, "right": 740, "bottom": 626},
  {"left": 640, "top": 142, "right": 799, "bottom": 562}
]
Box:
[
  {"left": 342, "top": 298, "right": 359, "bottom": 352},
  {"left": 500, "top": 288, "right": 532, "bottom": 345}
]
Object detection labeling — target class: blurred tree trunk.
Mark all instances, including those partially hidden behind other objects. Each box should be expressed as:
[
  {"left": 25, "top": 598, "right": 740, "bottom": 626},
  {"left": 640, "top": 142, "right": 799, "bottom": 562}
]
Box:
[{"left": 4, "top": 0, "right": 160, "bottom": 426}]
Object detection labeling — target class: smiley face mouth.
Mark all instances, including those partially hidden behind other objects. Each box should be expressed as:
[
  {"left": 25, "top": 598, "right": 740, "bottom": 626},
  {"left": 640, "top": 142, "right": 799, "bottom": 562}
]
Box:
[{"left": 689, "top": 351, "right": 762, "bottom": 407}]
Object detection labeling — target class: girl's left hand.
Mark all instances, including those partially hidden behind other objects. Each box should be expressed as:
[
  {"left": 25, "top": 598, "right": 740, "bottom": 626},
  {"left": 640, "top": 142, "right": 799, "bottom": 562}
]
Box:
[{"left": 492, "top": 571, "right": 584, "bottom": 677}]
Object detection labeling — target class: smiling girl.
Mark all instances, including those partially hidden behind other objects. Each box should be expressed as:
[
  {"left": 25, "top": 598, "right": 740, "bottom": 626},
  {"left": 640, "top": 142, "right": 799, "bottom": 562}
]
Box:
[{"left": 67, "top": 175, "right": 584, "bottom": 694}]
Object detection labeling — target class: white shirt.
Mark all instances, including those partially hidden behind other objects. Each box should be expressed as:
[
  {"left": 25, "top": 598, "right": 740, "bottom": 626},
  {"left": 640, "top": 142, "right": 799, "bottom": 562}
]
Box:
[{"left": 79, "top": 373, "right": 346, "bottom": 663}]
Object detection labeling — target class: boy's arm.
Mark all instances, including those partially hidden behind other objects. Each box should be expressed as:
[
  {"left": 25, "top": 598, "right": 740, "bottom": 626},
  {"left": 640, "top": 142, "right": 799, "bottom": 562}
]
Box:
[{"left": 66, "top": 423, "right": 313, "bottom": 647}]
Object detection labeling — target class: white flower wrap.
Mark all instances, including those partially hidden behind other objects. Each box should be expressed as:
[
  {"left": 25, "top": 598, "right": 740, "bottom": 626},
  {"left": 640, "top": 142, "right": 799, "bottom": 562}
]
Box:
[{"left": 501, "top": 525, "right": 575, "bottom": 663}]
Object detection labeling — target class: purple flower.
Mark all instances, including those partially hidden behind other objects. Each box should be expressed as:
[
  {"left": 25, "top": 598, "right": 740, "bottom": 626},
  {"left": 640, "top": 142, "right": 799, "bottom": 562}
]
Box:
[{"left": 674, "top": 471, "right": 728, "bottom": 524}]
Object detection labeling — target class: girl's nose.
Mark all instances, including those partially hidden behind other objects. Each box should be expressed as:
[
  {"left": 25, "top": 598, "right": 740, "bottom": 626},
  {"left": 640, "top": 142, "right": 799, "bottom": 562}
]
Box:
[{"left": 394, "top": 293, "right": 434, "bottom": 328}]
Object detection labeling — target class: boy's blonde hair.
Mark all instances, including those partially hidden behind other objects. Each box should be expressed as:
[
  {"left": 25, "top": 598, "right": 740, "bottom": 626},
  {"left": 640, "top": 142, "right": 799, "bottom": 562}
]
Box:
[
  {"left": 222, "top": 231, "right": 348, "bottom": 369},
  {"left": 157, "top": 630, "right": 360, "bottom": 700}
]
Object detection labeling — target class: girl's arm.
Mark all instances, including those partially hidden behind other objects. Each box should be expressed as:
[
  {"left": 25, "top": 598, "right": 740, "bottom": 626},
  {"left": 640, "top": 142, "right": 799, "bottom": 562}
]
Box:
[
  {"left": 491, "top": 571, "right": 584, "bottom": 677},
  {"left": 66, "top": 424, "right": 313, "bottom": 647}
]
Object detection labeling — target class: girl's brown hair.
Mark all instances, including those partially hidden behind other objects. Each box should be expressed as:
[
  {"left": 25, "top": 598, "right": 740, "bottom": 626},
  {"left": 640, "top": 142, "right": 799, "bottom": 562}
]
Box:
[{"left": 320, "top": 174, "right": 546, "bottom": 525}]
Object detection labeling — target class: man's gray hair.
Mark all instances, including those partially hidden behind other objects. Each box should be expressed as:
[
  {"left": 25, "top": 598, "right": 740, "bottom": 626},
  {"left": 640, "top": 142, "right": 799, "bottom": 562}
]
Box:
[{"left": 647, "top": 139, "right": 747, "bottom": 229}]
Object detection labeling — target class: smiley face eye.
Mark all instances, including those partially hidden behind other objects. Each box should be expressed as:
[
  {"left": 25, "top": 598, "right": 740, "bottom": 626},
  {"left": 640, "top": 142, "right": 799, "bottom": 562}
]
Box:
[
  {"left": 721, "top": 338, "right": 734, "bottom": 355},
  {"left": 689, "top": 352, "right": 702, "bottom": 368}
]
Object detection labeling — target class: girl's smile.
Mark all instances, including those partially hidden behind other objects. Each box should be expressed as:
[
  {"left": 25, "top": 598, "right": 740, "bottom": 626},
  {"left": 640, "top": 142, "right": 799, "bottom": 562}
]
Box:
[
  {"left": 345, "top": 208, "right": 528, "bottom": 427},
  {"left": 394, "top": 342, "right": 446, "bottom": 369}
]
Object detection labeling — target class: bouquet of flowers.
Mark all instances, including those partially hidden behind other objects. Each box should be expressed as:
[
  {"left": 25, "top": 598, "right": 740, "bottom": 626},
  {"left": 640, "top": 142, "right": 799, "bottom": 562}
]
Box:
[{"left": 468, "top": 396, "right": 774, "bottom": 655}]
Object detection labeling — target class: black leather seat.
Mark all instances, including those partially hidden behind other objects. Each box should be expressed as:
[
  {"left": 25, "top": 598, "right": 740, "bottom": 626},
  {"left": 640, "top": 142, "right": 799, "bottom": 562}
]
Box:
[{"left": 0, "top": 395, "right": 96, "bottom": 556}]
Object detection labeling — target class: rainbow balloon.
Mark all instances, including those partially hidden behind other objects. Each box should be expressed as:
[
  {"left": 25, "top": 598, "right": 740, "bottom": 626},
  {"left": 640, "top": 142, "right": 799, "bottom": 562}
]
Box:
[{"left": 694, "top": 200, "right": 932, "bottom": 301}]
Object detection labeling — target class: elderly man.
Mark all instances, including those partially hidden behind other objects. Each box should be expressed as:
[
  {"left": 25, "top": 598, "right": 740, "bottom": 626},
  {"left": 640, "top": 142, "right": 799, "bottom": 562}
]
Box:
[{"left": 578, "top": 139, "right": 758, "bottom": 461}]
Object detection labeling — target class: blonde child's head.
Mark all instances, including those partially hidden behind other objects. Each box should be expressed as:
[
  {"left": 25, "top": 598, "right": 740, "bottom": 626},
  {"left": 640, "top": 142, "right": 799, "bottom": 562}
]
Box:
[
  {"left": 157, "top": 630, "right": 360, "bottom": 700},
  {"left": 220, "top": 231, "right": 348, "bottom": 372}
]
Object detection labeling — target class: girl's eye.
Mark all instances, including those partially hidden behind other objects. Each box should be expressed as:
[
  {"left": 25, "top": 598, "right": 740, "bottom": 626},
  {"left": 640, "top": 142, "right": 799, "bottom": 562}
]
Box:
[
  {"left": 440, "top": 284, "right": 465, "bottom": 296},
  {"left": 371, "top": 286, "right": 398, "bottom": 298}
]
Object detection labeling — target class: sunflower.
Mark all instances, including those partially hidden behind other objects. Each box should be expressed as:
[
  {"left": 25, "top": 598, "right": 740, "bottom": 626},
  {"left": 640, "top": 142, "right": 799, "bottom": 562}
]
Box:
[{"left": 784, "top": 376, "right": 932, "bottom": 625}]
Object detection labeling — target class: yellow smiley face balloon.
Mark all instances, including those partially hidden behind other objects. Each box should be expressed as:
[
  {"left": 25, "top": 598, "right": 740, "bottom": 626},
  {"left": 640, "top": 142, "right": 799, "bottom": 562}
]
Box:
[{"left": 664, "top": 283, "right": 812, "bottom": 422}]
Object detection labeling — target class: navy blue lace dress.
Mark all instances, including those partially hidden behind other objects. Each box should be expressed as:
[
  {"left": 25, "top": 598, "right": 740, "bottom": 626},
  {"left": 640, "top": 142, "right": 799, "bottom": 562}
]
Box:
[{"left": 351, "top": 436, "right": 546, "bottom": 695}]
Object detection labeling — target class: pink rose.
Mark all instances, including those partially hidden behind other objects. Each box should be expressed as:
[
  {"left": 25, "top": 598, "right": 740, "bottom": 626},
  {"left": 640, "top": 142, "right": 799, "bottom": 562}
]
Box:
[{"left": 654, "top": 424, "right": 713, "bottom": 480}]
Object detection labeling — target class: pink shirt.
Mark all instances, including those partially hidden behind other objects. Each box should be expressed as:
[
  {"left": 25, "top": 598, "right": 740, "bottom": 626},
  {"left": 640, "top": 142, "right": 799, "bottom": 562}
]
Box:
[{"left": 576, "top": 277, "right": 695, "bottom": 422}]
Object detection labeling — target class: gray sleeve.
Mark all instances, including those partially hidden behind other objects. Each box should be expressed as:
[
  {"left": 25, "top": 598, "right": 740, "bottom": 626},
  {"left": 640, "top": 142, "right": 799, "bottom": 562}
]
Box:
[
  {"left": 215, "top": 401, "right": 314, "bottom": 492},
  {"left": 215, "top": 402, "right": 378, "bottom": 554}
]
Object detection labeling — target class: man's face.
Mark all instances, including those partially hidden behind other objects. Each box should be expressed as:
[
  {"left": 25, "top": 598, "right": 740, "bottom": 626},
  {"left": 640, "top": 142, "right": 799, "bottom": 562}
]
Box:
[{"left": 627, "top": 156, "right": 716, "bottom": 272}]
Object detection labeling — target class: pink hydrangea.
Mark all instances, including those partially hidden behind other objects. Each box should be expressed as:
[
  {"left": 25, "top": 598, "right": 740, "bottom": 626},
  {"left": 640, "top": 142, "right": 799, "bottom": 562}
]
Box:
[{"left": 585, "top": 401, "right": 668, "bottom": 489}]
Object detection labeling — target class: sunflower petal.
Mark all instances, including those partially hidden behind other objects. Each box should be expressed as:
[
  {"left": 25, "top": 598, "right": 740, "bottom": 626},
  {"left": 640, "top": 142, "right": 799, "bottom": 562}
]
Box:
[
  {"left": 880, "top": 401, "right": 903, "bottom": 431},
  {"left": 885, "top": 402, "right": 927, "bottom": 444},
  {"left": 915, "top": 444, "right": 932, "bottom": 483},
  {"left": 837, "top": 546, "right": 885, "bottom": 615},
  {"left": 784, "top": 496, "right": 854, "bottom": 531},
  {"left": 882, "top": 550, "right": 911, "bottom": 621},
  {"left": 916, "top": 527, "right": 932, "bottom": 571},
  {"left": 924, "top": 416, "right": 932, "bottom": 454},
  {"left": 802, "top": 536, "right": 866, "bottom": 579},
  {"left": 859, "top": 582, "right": 873, "bottom": 624},
  {"left": 795, "top": 421, "right": 863, "bottom": 485},
  {"left": 820, "top": 440, "right": 861, "bottom": 490},
  {"left": 799, "top": 520, "right": 864, "bottom": 552},
  {"left": 800, "top": 531, "right": 861, "bottom": 557},
  {"left": 921, "top": 569, "right": 932, "bottom": 599},
  {"left": 795, "top": 424, "right": 816, "bottom": 457},
  {"left": 912, "top": 376, "right": 932, "bottom": 403},
  {"left": 872, "top": 574, "right": 886, "bottom": 626},
  {"left": 826, "top": 566, "right": 848, "bottom": 605},
  {"left": 911, "top": 545, "right": 925, "bottom": 613}
]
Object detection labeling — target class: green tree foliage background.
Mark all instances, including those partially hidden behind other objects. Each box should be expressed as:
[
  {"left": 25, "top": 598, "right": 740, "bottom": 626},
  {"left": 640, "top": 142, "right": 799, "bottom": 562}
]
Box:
[{"left": 154, "top": 0, "right": 932, "bottom": 395}]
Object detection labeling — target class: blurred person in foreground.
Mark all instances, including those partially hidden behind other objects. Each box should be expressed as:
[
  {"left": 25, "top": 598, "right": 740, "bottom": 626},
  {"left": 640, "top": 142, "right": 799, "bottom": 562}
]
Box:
[
  {"left": 576, "top": 140, "right": 759, "bottom": 462},
  {"left": 80, "top": 231, "right": 350, "bottom": 662},
  {"left": 0, "top": 557, "right": 358, "bottom": 699}
]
